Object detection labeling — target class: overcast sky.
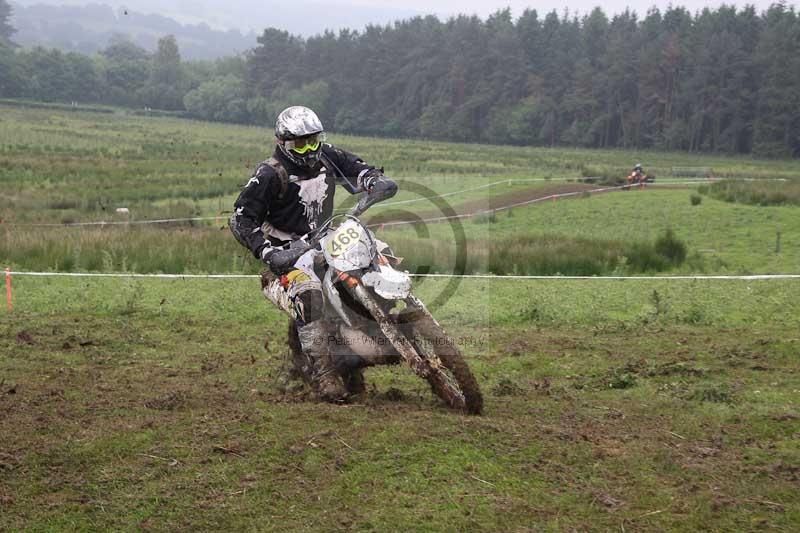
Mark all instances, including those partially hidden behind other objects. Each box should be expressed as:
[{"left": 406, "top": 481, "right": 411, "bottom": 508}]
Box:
[{"left": 12, "top": 0, "right": 798, "bottom": 34}]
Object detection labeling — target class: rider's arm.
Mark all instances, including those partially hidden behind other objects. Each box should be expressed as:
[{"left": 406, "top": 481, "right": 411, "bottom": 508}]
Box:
[
  {"left": 230, "top": 163, "right": 281, "bottom": 262},
  {"left": 322, "top": 144, "right": 397, "bottom": 197}
]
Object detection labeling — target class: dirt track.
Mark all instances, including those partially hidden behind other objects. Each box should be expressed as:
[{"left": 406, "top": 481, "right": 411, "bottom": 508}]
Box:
[{"left": 366, "top": 181, "right": 617, "bottom": 226}]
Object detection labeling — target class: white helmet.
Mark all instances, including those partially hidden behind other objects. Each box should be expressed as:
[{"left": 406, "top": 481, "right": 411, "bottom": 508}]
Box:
[{"left": 275, "top": 106, "right": 325, "bottom": 168}]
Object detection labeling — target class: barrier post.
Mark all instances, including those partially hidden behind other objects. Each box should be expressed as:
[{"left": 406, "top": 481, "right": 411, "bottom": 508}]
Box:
[{"left": 5, "top": 268, "right": 11, "bottom": 313}]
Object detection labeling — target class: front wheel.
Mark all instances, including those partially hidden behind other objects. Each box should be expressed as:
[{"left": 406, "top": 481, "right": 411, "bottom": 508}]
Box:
[
  {"left": 352, "top": 286, "right": 483, "bottom": 414},
  {"left": 398, "top": 297, "right": 483, "bottom": 415}
]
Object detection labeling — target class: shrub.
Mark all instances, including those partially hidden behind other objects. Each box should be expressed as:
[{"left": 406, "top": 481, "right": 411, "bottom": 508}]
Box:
[
  {"left": 654, "top": 228, "right": 687, "bottom": 266},
  {"left": 707, "top": 180, "right": 800, "bottom": 206},
  {"left": 625, "top": 242, "right": 668, "bottom": 272},
  {"left": 690, "top": 194, "right": 702, "bottom": 206},
  {"left": 608, "top": 372, "right": 637, "bottom": 390},
  {"left": 688, "top": 384, "right": 734, "bottom": 403},
  {"left": 390, "top": 230, "right": 695, "bottom": 277}
]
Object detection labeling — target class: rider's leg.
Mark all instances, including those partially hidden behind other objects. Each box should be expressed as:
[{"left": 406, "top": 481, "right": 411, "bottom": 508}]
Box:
[
  {"left": 286, "top": 319, "right": 304, "bottom": 381},
  {"left": 262, "top": 251, "right": 347, "bottom": 402},
  {"left": 269, "top": 272, "right": 369, "bottom": 397}
]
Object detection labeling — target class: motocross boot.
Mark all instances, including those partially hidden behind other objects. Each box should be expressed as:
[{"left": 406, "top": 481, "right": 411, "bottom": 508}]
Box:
[
  {"left": 342, "top": 368, "right": 366, "bottom": 395},
  {"left": 297, "top": 321, "right": 348, "bottom": 403},
  {"left": 286, "top": 319, "right": 305, "bottom": 381}
]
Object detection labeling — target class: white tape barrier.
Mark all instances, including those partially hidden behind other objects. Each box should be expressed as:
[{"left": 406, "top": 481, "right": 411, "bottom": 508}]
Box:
[
  {"left": 5, "top": 216, "right": 222, "bottom": 228},
  {"left": 414, "top": 274, "right": 800, "bottom": 280},
  {"left": 5, "top": 271, "right": 800, "bottom": 281},
  {"left": 5, "top": 271, "right": 255, "bottom": 279}
]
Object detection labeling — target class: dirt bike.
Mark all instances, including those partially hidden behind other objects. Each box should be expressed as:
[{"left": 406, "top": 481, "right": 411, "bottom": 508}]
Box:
[
  {"left": 279, "top": 191, "right": 483, "bottom": 415},
  {"left": 623, "top": 172, "right": 655, "bottom": 189}
]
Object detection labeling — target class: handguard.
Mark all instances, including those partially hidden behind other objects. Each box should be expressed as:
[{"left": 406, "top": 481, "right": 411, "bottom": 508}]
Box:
[{"left": 351, "top": 178, "right": 398, "bottom": 218}]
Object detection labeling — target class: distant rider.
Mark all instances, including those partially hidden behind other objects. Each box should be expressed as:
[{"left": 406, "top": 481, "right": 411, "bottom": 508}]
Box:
[
  {"left": 627, "top": 163, "right": 646, "bottom": 184},
  {"left": 230, "top": 106, "right": 397, "bottom": 402}
]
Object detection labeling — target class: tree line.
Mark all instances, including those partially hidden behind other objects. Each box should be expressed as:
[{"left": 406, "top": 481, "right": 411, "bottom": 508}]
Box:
[{"left": 2, "top": 1, "right": 799, "bottom": 157}]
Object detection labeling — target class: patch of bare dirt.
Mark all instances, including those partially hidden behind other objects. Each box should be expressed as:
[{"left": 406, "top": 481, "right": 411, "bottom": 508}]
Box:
[
  {"left": 503, "top": 339, "right": 532, "bottom": 357},
  {"left": 0, "top": 451, "right": 19, "bottom": 471},
  {"left": 0, "top": 489, "right": 13, "bottom": 507},
  {"left": 465, "top": 182, "right": 599, "bottom": 213},
  {"left": 593, "top": 492, "right": 625, "bottom": 510},
  {"left": 15, "top": 331, "right": 34, "bottom": 345},
  {"left": 767, "top": 462, "right": 800, "bottom": 482},
  {"left": 144, "top": 391, "right": 189, "bottom": 410}
]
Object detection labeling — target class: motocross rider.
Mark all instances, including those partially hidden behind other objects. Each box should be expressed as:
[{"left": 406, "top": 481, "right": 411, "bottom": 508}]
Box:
[
  {"left": 230, "top": 106, "right": 397, "bottom": 402},
  {"left": 627, "top": 163, "right": 645, "bottom": 184}
]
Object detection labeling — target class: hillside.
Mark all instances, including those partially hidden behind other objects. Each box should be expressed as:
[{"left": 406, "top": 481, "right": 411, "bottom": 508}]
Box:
[
  {"left": 8, "top": 0, "right": 421, "bottom": 58},
  {"left": 9, "top": 2, "right": 257, "bottom": 59}
]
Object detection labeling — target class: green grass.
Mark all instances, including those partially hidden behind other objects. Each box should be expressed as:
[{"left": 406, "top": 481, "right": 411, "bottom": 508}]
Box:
[
  {"left": 704, "top": 179, "right": 800, "bottom": 206},
  {"left": 377, "top": 188, "right": 800, "bottom": 276},
  {"left": 3, "top": 187, "right": 797, "bottom": 275},
  {"left": 2, "top": 105, "right": 799, "bottom": 276},
  {"left": 5, "top": 105, "right": 798, "bottom": 276},
  {"left": 1, "top": 105, "right": 800, "bottom": 529},
  {"left": 2, "top": 104, "right": 800, "bottom": 222},
  {"left": 1, "top": 276, "right": 798, "bottom": 530}
]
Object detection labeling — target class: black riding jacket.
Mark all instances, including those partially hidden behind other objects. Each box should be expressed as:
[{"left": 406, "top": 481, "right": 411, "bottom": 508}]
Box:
[{"left": 231, "top": 144, "right": 392, "bottom": 261}]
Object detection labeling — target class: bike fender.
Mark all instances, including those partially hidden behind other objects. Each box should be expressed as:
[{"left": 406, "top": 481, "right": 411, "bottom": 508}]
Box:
[{"left": 362, "top": 265, "right": 412, "bottom": 299}]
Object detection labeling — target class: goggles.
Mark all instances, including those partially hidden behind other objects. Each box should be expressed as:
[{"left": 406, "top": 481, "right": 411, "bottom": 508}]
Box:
[{"left": 284, "top": 132, "right": 326, "bottom": 154}]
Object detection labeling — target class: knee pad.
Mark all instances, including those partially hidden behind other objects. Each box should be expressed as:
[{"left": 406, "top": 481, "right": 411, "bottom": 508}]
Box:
[{"left": 295, "top": 289, "right": 324, "bottom": 325}]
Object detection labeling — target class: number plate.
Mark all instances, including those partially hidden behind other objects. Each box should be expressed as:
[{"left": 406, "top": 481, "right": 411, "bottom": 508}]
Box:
[{"left": 325, "top": 224, "right": 363, "bottom": 257}]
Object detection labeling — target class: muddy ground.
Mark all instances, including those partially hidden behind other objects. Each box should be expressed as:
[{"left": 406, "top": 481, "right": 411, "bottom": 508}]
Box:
[{"left": 1, "top": 310, "right": 797, "bottom": 531}]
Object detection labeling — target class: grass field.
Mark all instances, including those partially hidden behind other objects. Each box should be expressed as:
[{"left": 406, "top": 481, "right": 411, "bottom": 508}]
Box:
[
  {"left": 2, "top": 104, "right": 800, "bottom": 221},
  {"left": 2, "top": 104, "right": 800, "bottom": 276},
  {"left": 1, "top": 106, "right": 800, "bottom": 530},
  {"left": 2, "top": 277, "right": 799, "bottom": 530}
]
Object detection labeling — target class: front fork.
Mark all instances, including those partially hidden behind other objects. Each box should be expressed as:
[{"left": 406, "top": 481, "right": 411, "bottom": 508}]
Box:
[{"left": 351, "top": 285, "right": 433, "bottom": 378}]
